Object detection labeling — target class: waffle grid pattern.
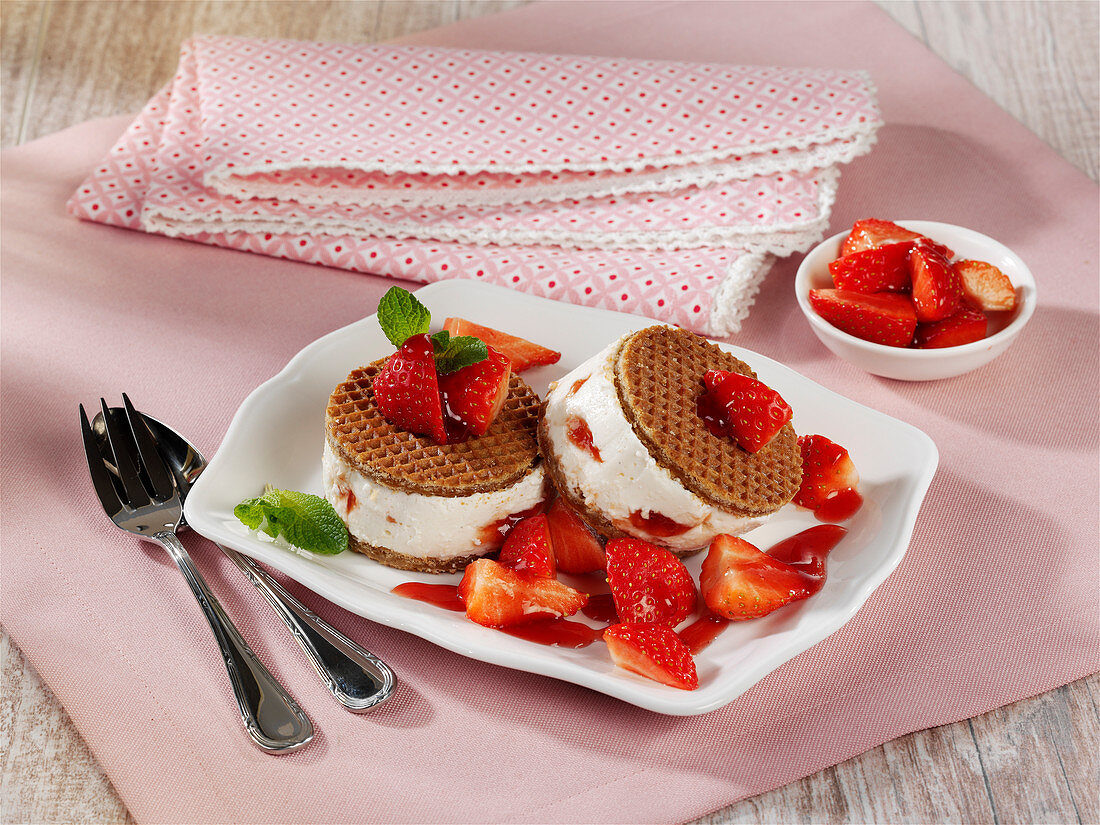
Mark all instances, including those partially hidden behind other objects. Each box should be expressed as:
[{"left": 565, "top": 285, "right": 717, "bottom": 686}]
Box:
[
  {"left": 325, "top": 360, "right": 541, "bottom": 496},
  {"left": 614, "top": 326, "right": 801, "bottom": 515}
]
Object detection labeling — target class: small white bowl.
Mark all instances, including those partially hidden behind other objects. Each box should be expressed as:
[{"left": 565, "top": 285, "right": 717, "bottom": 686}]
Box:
[{"left": 795, "top": 220, "right": 1037, "bottom": 381}]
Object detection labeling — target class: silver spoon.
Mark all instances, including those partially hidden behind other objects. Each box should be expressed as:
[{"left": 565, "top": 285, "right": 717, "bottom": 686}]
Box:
[{"left": 104, "top": 407, "right": 396, "bottom": 713}]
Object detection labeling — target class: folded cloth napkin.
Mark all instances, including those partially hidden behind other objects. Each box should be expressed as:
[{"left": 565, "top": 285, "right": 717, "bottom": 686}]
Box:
[{"left": 68, "top": 35, "right": 880, "bottom": 334}]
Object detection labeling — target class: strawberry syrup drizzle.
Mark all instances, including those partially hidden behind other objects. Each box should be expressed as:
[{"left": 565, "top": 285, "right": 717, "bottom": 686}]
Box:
[
  {"left": 580, "top": 593, "right": 618, "bottom": 623},
  {"left": 628, "top": 510, "right": 691, "bottom": 537},
  {"left": 501, "top": 618, "right": 604, "bottom": 649},
  {"left": 695, "top": 392, "right": 729, "bottom": 438},
  {"left": 392, "top": 527, "right": 849, "bottom": 654},
  {"left": 566, "top": 415, "right": 602, "bottom": 462},
  {"left": 677, "top": 613, "right": 730, "bottom": 654},
  {"left": 766, "top": 524, "right": 847, "bottom": 596},
  {"left": 392, "top": 582, "right": 603, "bottom": 648},
  {"left": 563, "top": 571, "right": 610, "bottom": 594},
  {"left": 391, "top": 582, "right": 465, "bottom": 611},
  {"left": 440, "top": 403, "right": 472, "bottom": 444},
  {"left": 439, "top": 384, "right": 478, "bottom": 444}
]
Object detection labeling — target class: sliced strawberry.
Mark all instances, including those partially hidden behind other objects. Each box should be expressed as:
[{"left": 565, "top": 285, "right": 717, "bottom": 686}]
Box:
[
  {"left": 703, "top": 369, "right": 726, "bottom": 393},
  {"left": 700, "top": 534, "right": 815, "bottom": 621},
  {"left": 913, "top": 306, "right": 988, "bottom": 349},
  {"left": 841, "top": 219, "right": 954, "bottom": 259},
  {"left": 497, "top": 514, "right": 556, "bottom": 578},
  {"left": 794, "top": 434, "right": 860, "bottom": 511},
  {"left": 808, "top": 289, "right": 917, "bottom": 347},
  {"left": 603, "top": 622, "right": 699, "bottom": 690},
  {"left": 699, "top": 370, "right": 792, "bottom": 453},
  {"left": 545, "top": 497, "right": 606, "bottom": 574},
  {"left": 458, "top": 558, "right": 586, "bottom": 628},
  {"left": 373, "top": 333, "right": 446, "bottom": 443},
  {"left": 437, "top": 345, "right": 511, "bottom": 440},
  {"left": 442, "top": 317, "right": 561, "bottom": 372},
  {"left": 910, "top": 239, "right": 962, "bottom": 322},
  {"left": 828, "top": 242, "right": 913, "bottom": 293},
  {"left": 954, "top": 259, "right": 1017, "bottom": 312},
  {"left": 605, "top": 538, "right": 697, "bottom": 627}
]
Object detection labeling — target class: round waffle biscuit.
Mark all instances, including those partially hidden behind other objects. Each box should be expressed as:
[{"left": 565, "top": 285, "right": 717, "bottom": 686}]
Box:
[
  {"left": 613, "top": 326, "right": 802, "bottom": 516},
  {"left": 346, "top": 536, "right": 487, "bottom": 574},
  {"left": 325, "top": 359, "right": 542, "bottom": 497}
]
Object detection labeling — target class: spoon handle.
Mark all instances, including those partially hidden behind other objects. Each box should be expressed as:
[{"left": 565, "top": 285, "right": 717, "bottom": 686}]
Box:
[
  {"left": 218, "top": 544, "right": 396, "bottom": 712},
  {"left": 153, "top": 531, "right": 314, "bottom": 752}
]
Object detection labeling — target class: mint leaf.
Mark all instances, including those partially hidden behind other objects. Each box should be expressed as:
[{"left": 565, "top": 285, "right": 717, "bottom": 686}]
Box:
[
  {"left": 234, "top": 489, "right": 348, "bottom": 555},
  {"left": 377, "top": 286, "right": 431, "bottom": 348},
  {"left": 429, "top": 329, "right": 450, "bottom": 350},
  {"left": 431, "top": 331, "right": 488, "bottom": 374}
]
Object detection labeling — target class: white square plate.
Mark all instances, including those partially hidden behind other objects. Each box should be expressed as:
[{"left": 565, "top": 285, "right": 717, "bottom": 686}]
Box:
[{"left": 185, "top": 280, "right": 938, "bottom": 715}]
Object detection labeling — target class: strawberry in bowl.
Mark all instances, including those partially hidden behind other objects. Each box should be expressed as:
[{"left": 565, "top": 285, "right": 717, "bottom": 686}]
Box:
[{"left": 795, "top": 220, "right": 1037, "bottom": 380}]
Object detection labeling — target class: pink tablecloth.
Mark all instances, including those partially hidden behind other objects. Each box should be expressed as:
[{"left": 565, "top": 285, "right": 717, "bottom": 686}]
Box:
[{"left": 2, "top": 2, "right": 1097, "bottom": 823}]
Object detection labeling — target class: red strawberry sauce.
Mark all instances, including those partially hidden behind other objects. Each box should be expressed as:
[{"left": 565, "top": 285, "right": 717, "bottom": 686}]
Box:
[
  {"left": 677, "top": 613, "right": 730, "bottom": 654},
  {"left": 768, "top": 524, "right": 848, "bottom": 595},
  {"left": 679, "top": 524, "right": 848, "bottom": 652},
  {"left": 393, "top": 526, "right": 849, "bottom": 653},
  {"left": 391, "top": 582, "right": 465, "bottom": 611},
  {"left": 440, "top": 402, "right": 473, "bottom": 444},
  {"left": 695, "top": 392, "right": 729, "bottom": 438},
  {"left": 501, "top": 618, "right": 604, "bottom": 649},
  {"left": 566, "top": 415, "right": 601, "bottom": 462},
  {"left": 628, "top": 510, "right": 691, "bottom": 537},
  {"left": 391, "top": 582, "right": 606, "bottom": 648},
  {"left": 580, "top": 592, "right": 618, "bottom": 623}
]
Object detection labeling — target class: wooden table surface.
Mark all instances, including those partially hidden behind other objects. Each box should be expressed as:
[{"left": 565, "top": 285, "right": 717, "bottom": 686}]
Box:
[{"left": 2, "top": 2, "right": 1097, "bottom": 823}]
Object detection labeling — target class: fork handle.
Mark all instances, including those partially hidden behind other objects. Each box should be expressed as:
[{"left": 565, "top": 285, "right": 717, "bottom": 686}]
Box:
[
  {"left": 217, "top": 544, "right": 395, "bottom": 712},
  {"left": 153, "top": 531, "right": 313, "bottom": 753}
]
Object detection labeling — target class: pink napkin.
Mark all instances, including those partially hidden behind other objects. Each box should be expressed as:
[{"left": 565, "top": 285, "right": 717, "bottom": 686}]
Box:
[
  {"left": 3, "top": 3, "right": 1098, "bottom": 824},
  {"left": 67, "top": 35, "right": 879, "bottom": 335},
  {"left": 184, "top": 35, "right": 876, "bottom": 201}
]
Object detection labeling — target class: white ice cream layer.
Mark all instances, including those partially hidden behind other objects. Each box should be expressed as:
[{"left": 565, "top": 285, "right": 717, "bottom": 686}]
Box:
[
  {"left": 542, "top": 338, "right": 768, "bottom": 551},
  {"left": 322, "top": 440, "right": 547, "bottom": 561}
]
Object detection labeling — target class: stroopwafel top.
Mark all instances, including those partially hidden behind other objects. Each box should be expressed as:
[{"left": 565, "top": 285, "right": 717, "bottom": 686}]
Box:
[
  {"left": 326, "top": 359, "right": 541, "bottom": 497},
  {"left": 613, "top": 325, "right": 801, "bottom": 516}
]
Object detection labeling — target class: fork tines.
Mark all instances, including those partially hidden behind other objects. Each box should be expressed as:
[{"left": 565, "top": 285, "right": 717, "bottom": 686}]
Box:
[
  {"left": 80, "top": 402, "right": 125, "bottom": 516},
  {"left": 80, "top": 396, "right": 176, "bottom": 510}
]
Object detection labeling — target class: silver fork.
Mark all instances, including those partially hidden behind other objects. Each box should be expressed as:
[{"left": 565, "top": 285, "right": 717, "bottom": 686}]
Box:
[
  {"left": 80, "top": 397, "right": 314, "bottom": 753},
  {"left": 107, "top": 404, "right": 395, "bottom": 712}
]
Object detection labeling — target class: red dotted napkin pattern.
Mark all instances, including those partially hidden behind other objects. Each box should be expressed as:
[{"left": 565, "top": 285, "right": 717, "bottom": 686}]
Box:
[{"left": 67, "top": 36, "right": 880, "bottom": 334}]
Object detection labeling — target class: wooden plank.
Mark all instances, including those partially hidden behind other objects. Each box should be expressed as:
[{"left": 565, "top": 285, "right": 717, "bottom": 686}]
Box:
[
  {"left": 700, "top": 711, "right": 999, "bottom": 824},
  {"left": 11, "top": 0, "right": 530, "bottom": 147},
  {"left": 0, "top": 633, "right": 134, "bottom": 824},
  {"left": 876, "top": 0, "right": 1099, "bottom": 181},
  {"left": 0, "top": 1, "right": 44, "bottom": 147},
  {"left": 970, "top": 679, "right": 1100, "bottom": 824}
]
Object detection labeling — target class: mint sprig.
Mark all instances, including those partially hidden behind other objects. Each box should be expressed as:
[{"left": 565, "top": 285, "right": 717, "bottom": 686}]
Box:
[
  {"left": 430, "top": 330, "right": 488, "bottom": 374},
  {"left": 376, "top": 286, "right": 487, "bottom": 372},
  {"left": 234, "top": 488, "right": 348, "bottom": 555},
  {"left": 377, "top": 286, "right": 431, "bottom": 348}
]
